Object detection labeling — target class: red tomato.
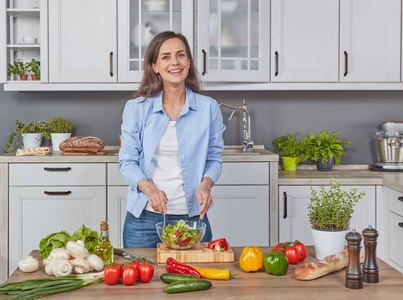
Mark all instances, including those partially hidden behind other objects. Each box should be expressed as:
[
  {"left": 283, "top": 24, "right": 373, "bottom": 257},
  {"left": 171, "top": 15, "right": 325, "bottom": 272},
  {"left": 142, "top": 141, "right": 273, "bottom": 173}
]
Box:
[
  {"left": 121, "top": 265, "right": 138, "bottom": 286},
  {"left": 294, "top": 242, "right": 308, "bottom": 261},
  {"left": 138, "top": 262, "right": 154, "bottom": 283},
  {"left": 104, "top": 264, "right": 121, "bottom": 285},
  {"left": 283, "top": 246, "right": 300, "bottom": 264}
]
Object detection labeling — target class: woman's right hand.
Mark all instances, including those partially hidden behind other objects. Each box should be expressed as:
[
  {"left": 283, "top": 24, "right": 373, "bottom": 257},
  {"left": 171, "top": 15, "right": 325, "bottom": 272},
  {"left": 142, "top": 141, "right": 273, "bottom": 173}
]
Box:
[{"left": 138, "top": 179, "right": 167, "bottom": 214}]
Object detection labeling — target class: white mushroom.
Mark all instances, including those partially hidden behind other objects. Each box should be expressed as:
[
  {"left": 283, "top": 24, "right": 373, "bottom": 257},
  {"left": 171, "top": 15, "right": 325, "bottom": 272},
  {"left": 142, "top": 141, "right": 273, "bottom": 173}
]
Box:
[
  {"left": 45, "top": 260, "right": 55, "bottom": 276},
  {"left": 71, "top": 257, "right": 91, "bottom": 274},
  {"left": 87, "top": 254, "right": 104, "bottom": 272},
  {"left": 18, "top": 255, "right": 39, "bottom": 273},
  {"left": 66, "top": 241, "right": 89, "bottom": 259},
  {"left": 52, "top": 259, "right": 73, "bottom": 277},
  {"left": 49, "top": 248, "right": 71, "bottom": 260}
]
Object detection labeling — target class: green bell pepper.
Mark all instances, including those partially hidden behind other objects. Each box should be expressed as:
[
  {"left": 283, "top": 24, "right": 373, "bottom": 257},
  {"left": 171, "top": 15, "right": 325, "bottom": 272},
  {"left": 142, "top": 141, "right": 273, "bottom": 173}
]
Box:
[{"left": 263, "top": 250, "right": 289, "bottom": 276}]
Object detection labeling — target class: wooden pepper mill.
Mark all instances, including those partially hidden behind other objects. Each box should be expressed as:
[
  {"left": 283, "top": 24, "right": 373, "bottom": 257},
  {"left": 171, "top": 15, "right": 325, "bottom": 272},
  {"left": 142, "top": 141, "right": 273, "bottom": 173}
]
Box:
[
  {"left": 345, "top": 228, "right": 363, "bottom": 289},
  {"left": 362, "top": 225, "right": 379, "bottom": 283}
]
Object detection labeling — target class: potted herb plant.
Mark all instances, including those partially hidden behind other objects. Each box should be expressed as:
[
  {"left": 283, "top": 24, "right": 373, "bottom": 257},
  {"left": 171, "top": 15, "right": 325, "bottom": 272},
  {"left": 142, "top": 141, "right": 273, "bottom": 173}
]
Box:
[
  {"left": 3, "top": 120, "right": 51, "bottom": 154},
  {"left": 7, "top": 59, "right": 30, "bottom": 81},
  {"left": 272, "top": 132, "right": 307, "bottom": 171},
  {"left": 47, "top": 115, "right": 74, "bottom": 151},
  {"left": 28, "top": 59, "right": 40, "bottom": 80},
  {"left": 304, "top": 130, "right": 351, "bottom": 171},
  {"left": 308, "top": 179, "right": 366, "bottom": 259}
]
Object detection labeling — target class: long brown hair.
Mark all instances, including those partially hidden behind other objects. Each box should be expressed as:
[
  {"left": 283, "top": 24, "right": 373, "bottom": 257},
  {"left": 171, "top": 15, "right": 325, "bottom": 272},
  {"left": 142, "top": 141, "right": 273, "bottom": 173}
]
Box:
[{"left": 134, "top": 31, "right": 202, "bottom": 99}]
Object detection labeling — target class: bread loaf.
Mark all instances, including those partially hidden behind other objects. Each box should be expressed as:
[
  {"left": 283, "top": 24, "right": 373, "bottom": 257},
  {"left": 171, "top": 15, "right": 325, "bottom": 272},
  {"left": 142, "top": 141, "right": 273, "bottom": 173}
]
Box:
[
  {"left": 59, "top": 136, "right": 105, "bottom": 152},
  {"left": 294, "top": 249, "right": 365, "bottom": 280}
]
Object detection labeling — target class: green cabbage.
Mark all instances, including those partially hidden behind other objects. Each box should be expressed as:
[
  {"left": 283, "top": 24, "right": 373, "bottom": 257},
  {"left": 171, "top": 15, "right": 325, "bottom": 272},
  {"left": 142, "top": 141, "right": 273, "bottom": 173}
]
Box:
[{"left": 38, "top": 230, "right": 74, "bottom": 259}]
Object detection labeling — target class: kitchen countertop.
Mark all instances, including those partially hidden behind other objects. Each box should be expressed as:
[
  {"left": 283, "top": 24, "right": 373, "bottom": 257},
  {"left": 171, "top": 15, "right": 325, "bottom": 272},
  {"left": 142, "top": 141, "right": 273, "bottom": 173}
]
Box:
[{"left": 2, "top": 247, "right": 403, "bottom": 299}]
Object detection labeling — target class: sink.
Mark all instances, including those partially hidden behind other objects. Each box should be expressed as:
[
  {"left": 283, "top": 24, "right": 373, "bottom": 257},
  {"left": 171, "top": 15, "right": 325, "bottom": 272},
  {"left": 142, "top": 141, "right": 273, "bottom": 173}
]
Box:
[{"left": 221, "top": 149, "right": 260, "bottom": 155}]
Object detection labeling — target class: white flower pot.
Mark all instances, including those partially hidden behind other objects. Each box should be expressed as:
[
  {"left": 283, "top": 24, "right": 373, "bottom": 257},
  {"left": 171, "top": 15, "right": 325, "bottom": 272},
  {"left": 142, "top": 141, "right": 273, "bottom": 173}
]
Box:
[
  {"left": 22, "top": 133, "right": 43, "bottom": 149},
  {"left": 51, "top": 133, "right": 71, "bottom": 151},
  {"left": 311, "top": 228, "right": 348, "bottom": 260}
]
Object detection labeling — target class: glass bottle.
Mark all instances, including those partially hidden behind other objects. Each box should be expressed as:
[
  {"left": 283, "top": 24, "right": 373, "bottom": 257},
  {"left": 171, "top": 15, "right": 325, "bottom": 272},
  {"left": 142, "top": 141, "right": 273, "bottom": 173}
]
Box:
[{"left": 94, "top": 221, "right": 114, "bottom": 265}]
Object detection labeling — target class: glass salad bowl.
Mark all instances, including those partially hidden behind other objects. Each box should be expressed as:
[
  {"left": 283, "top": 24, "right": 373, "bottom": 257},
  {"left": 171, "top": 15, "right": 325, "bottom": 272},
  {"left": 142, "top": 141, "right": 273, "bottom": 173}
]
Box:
[{"left": 156, "top": 220, "right": 206, "bottom": 250}]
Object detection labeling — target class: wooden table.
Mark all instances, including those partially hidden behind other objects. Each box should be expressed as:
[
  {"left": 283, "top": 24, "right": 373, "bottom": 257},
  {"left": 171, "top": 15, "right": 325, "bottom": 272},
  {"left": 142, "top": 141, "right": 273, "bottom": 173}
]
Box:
[{"left": 2, "top": 247, "right": 403, "bottom": 299}]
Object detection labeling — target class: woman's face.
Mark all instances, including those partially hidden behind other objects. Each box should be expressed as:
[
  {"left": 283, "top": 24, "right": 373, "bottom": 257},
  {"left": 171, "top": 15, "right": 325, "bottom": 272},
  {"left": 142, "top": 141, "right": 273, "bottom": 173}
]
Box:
[{"left": 152, "top": 37, "right": 190, "bottom": 88}]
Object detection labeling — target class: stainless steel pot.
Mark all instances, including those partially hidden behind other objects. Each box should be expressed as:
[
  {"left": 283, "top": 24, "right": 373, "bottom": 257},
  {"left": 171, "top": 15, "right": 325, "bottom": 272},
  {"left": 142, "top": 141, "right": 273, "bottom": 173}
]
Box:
[{"left": 374, "top": 138, "right": 403, "bottom": 162}]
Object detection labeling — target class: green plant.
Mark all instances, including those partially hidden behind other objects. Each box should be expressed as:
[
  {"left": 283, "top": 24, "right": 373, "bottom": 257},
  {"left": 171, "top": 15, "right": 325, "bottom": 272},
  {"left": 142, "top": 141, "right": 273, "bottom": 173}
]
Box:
[
  {"left": 272, "top": 132, "right": 307, "bottom": 163},
  {"left": 28, "top": 59, "right": 41, "bottom": 80},
  {"left": 48, "top": 115, "right": 74, "bottom": 133},
  {"left": 308, "top": 179, "right": 366, "bottom": 231},
  {"left": 304, "top": 130, "right": 351, "bottom": 165},
  {"left": 3, "top": 120, "right": 51, "bottom": 154},
  {"left": 7, "top": 59, "right": 29, "bottom": 76}
]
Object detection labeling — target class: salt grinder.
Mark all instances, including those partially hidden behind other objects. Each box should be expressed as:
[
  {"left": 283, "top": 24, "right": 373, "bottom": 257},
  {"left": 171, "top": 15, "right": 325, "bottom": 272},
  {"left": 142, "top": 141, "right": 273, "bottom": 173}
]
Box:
[
  {"left": 362, "top": 225, "right": 379, "bottom": 283},
  {"left": 345, "top": 229, "right": 363, "bottom": 289}
]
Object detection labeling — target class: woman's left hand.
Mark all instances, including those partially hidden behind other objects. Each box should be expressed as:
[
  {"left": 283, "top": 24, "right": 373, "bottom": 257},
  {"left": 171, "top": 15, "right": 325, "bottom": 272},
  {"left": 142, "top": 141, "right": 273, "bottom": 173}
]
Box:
[{"left": 196, "top": 177, "right": 214, "bottom": 220}]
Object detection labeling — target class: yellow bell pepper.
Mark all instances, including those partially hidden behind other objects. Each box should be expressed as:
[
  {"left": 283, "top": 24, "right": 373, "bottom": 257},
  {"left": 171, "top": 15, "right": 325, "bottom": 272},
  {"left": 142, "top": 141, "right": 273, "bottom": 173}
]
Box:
[{"left": 239, "top": 247, "right": 264, "bottom": 272}]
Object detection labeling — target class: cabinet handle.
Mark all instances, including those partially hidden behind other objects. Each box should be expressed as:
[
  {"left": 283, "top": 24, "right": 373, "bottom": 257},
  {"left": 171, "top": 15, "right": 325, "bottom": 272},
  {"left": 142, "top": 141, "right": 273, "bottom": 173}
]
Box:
[
  {"left": 275, "top": 51, "right": 279, "bottom": 77},
  {"left": 399, "top": 222, "right": 403, "bottom": 229},
  {"left": 398, "top": 196, "right": 403, "bottom": 202},
  {"left": 283, "top": 191, "right": 287, "bottom": 219},
  {"left": 344, "top": 51, "right": 348, "bottom": 76},
  {"left": 202, "top": 49, "right": 206, "bottom": 76},
  {"left": 44, "top": 167, "right": 71, "bottom": 172},
  {"left": 110, "top": 51, "right": 114, "bottom": 77},
  {"left": 44, "top": 191, "right": 72, "bottom": 195}
]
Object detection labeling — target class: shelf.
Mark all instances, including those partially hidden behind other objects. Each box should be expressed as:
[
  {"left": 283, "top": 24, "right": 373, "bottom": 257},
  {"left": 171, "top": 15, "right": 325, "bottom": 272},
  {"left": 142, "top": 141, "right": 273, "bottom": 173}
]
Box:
[
  {"left": 7, "top": 44, "right": 40, "bottom": 51},
  {"left": 6, "top": 9, "right": 40, "bottom": 18}
]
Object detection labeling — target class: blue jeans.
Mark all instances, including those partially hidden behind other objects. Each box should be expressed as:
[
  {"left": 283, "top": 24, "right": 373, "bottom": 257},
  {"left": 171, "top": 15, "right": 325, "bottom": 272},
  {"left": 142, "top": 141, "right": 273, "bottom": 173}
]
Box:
[{"left": 123, "top": 210, "right": 213, "bottom": 248}]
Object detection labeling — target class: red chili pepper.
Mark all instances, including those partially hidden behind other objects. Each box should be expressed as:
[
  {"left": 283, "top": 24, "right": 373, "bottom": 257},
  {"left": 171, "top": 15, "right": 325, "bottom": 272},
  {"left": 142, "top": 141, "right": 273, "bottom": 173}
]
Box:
[
  {"left": 177, "top": 237, "right": 192, "bottom": 245},
  {"left": 208, "top": 238, "right": 228, "bottom": 251},
  {"left": 165, "top": 257, "right": 201, "bottom": 278}
]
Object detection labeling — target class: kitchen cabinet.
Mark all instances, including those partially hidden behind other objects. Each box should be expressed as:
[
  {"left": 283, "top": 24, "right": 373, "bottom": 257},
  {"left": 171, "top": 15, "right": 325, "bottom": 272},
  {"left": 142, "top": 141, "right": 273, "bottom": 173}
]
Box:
[
  {"left": 196, "top": 0, "right": 270, "bottom": 82},
  {"left": 387, "top": 188, "right": 403, "bottom": 273},
  {"left": 339, "top": 0, "right": 401, "bottom": 82},
  {"left": 270, "top": 0, "right": 338, "bottom": 82},
  {"left": 118, "top": 0, "right": 194, "bottom": 82},
  {"left": 48, "top": 0, "right": 117, "bottom": 83},
  {"left": 278, "top": 185, "right": 376, "bottom": 245}
]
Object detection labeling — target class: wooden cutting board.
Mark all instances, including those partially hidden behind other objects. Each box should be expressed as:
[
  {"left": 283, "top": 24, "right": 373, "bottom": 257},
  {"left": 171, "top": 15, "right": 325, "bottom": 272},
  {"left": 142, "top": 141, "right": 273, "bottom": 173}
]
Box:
[{"left": 157, "top": 242, "right": 234, "bottom": 264}]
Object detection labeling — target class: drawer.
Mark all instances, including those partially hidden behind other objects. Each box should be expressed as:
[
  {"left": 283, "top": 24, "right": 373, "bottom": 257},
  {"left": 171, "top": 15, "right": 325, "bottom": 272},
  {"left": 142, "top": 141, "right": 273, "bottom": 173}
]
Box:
[
  {"left": 107, "top": 162, "right": 270, "bottom": 186},
  {"left": 388, "top": 211, "right": 403, "bottom": 268},
  {"left": 9, "top": 163, "right": 106, "bottom": 186},
  {"left": 389, "top": 189, "right": 403, "bottom": 216}
]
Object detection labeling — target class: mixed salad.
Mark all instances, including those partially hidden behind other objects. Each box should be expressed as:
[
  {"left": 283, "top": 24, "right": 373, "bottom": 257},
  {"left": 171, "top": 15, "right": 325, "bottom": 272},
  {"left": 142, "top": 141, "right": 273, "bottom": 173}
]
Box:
[{"left": 161, "top": 220, "right": 200, "bottom": 249}]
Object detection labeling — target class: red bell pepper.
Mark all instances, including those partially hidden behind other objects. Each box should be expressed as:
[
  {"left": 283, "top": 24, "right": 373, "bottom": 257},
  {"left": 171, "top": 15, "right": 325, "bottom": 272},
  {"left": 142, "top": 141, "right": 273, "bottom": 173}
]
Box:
[{"left": 208, "top": 238, "right": 228, "bottom": 251}]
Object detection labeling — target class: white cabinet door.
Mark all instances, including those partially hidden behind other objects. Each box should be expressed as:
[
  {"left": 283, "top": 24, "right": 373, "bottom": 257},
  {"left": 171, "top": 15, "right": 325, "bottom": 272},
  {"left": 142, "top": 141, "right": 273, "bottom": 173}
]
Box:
[
  {"left": 197, "top": 0, "right": 270, "bottom": 82},
  {"left": 271, "top": 0, "right": 338, "bottom": 82},
  {"left": 279, "top": 186, "right": 376, "bottom": 245},
  {"left": 340, "top": 0, "right": 401, "bottom": 82},
  {"left": 108, "top": 186, "right": 128, "bottom": 249},
  {"left": 48, "top": 0, "right": 117, "bottom": 83},
  {"left": 118, "top": 0, "right": 194, "bottom": 82},
  {"left": 210, "top": 186, "right": 269, "bottom": 247},
  {"left": 9, "top": 187, "right": 106, "bottom": 276}
]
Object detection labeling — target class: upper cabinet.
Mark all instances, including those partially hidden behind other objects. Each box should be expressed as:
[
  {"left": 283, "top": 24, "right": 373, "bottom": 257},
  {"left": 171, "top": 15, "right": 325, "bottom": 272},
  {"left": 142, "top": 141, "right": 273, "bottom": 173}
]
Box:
[
  {"left": 196, "top": 0, "right": 270, "bottom": 82},
  {"left": 339, "top": 0, "right": 401, "bottom": 82},
  {"left": 271, "top": 0, "right": 339, "bottom": 82},
  {"left": 48, "top": 0, "right": 117, "bottom": 83}
]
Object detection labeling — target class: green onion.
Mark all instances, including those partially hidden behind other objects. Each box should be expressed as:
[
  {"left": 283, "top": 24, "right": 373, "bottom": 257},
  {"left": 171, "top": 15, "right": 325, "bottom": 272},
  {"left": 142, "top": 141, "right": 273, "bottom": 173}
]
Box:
[{"left": 0, "top": 272, "right": 104, "bottom": 299}]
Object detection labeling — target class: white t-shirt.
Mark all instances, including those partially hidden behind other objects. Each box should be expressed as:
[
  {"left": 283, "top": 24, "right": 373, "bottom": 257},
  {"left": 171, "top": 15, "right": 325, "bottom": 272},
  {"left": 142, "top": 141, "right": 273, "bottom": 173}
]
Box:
[{"left": 146, "top": 121, "right": 187, "bottom": 214}]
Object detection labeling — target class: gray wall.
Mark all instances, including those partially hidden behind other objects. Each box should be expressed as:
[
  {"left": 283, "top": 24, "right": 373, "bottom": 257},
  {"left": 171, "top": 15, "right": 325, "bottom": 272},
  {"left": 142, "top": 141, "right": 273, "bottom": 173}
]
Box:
[{"left": 1, "top": 87, "right": 402, "bottom": 164}]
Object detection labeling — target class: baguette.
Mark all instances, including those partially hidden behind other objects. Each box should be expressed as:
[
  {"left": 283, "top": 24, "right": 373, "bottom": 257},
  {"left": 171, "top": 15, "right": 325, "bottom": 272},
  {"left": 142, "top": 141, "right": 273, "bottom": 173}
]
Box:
[
  {"left": 294, "top": 249, "right": 365, "bottom": 280},
  {"left": 59, "top": 136, "right": 105, "bottom": 152}
]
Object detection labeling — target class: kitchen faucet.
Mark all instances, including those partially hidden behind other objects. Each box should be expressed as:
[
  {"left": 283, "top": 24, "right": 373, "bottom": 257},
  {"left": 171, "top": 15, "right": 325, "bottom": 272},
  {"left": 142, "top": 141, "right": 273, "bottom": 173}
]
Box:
[{"left": 219, "top": 100, "right": 254, "bottom": 152}]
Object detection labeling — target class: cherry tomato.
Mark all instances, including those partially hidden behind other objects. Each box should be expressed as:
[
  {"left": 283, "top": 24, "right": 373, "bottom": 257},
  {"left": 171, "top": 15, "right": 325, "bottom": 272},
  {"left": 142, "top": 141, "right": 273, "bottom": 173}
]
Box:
[
  {"left": 293, "top": 242, "right": 308, "bottom": 261},
  {"left": 283, "top": 246, "right": 300, "bottom": 264},
  {"left": 138, "top": 262, "right": 154, "bottom": 283},
  {"left": 121, "top": 265, "right": 138, "bottom": 286},
  {"left": 104, "top": 264, "right": 121, "bottom": 285}
]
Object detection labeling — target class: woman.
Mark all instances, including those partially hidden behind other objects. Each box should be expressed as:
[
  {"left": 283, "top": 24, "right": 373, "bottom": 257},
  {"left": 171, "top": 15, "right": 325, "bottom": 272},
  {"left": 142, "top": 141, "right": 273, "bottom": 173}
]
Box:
[{"left": 119, "top": 31, "right": 225, "bottom": 248}]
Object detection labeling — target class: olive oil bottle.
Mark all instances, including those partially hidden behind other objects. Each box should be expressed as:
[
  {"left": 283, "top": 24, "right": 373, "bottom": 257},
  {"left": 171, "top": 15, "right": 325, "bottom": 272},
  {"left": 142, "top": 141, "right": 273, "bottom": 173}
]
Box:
[{"left": 94, "top": 221, "right": 114, "bottom": 265}]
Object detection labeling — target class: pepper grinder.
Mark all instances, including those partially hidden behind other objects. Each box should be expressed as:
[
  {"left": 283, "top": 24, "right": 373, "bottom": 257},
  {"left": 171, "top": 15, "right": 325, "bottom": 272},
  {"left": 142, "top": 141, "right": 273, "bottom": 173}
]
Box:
[
  {"left": 362, "top": 225, "right": 379, "bottom": 283},
  {"left": 345, "top": 229, "right": 363, "bottom": 289}
]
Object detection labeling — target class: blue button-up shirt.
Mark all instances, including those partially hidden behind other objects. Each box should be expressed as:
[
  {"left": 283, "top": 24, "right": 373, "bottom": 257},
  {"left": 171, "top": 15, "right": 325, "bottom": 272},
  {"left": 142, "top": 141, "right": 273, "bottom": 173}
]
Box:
[{"left": 119, "top": 87, "right": 225, "bottom": 218}]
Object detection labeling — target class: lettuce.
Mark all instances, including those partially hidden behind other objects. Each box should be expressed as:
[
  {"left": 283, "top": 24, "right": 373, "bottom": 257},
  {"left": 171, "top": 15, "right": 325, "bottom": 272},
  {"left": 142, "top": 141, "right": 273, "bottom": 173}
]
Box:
[
  {"left": 39, "top": 230, "right": 74, "bottom": 259},
  {"left": 73, "top": 224, "right": 99, "bottom": 254}
]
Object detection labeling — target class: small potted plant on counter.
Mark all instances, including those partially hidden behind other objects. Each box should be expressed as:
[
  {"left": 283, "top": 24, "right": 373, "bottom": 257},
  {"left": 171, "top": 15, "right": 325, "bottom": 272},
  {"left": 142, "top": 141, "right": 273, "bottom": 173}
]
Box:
[
  {"left": 47, "top": 115, "right": 74, "bottom": 151},
  {"left": 272, "top": 132, "right": 307, "bottom": 171},
  {"left": 308, "top": 179, "right": 366, "bottom": 260},
  {"left": 3, "top": 120, "right": 50, "bottom": 154},
  {"left": 304, "top": 130, "right": 351, "bottom": 171},
  {"left": 28, "top": 59, "right": 41, "bottom": 80},
  {"left": 7, "top": 59, "right": 30, "bottom": 81}
]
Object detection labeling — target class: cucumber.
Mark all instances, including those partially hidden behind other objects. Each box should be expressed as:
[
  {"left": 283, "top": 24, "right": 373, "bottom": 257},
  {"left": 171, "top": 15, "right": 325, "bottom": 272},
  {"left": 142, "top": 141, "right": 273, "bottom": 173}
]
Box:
[
  {"left": 160, "top": 273, "right": 201, "bottom": 284},
  {"left": 165, "top": 280, "right": 212, "bottom": 294}
]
